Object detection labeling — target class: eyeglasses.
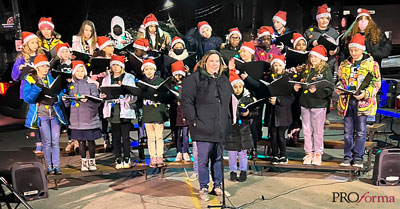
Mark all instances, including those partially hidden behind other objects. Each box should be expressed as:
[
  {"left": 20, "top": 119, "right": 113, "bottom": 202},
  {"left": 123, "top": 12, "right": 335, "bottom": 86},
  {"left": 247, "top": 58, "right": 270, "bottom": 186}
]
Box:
[{"left": 230, "top": 36, "right": 240, "bottom": 40}]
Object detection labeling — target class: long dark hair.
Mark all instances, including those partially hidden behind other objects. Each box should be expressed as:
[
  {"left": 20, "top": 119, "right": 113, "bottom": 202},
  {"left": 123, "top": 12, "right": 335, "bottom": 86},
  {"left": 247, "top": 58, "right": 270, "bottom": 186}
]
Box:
[{"left": 145, "top": 25, "right": 162, "bottom": 50}]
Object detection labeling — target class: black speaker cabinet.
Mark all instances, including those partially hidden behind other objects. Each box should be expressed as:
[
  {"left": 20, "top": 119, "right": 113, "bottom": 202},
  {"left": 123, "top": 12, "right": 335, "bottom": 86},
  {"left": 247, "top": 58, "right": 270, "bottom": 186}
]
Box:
[
  {"left": 11, "top": 162, "right": 48, "bottom": 200},
  {"left": 373, "top": 149, "right": 400, "bottom": 186}
]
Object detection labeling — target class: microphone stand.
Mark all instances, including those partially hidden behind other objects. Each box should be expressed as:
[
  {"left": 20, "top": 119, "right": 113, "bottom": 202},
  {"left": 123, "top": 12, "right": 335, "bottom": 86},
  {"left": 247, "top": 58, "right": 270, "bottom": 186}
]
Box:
[{"left": 208, "top": 72, "right": 236, "bottom": 209}]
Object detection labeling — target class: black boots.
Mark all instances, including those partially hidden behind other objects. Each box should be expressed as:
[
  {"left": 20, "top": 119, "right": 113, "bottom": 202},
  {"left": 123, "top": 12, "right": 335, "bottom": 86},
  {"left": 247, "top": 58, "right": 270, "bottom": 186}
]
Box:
[
  {"left": 238, "top": 171, "right": 247, "bottom": 182},
  {"left": 230, "top": 171, "right": 237, "bottom": 181}
]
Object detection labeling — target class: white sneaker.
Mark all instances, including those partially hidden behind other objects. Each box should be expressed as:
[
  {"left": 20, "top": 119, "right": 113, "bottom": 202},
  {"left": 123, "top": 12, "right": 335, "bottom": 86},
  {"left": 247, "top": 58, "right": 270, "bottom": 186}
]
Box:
[
  {"left": 175, "top": 152, "right": 182, "bottom": 161},
  {"left": 115, "top": 158, "right": 123, "bottom": 169},
  {"left": 312, "top": 153, "right": 322, "bottom": 166},
  {"left": 81, "top": 158, "right": 89, "bottom": 172},
  {"left": 88, "top": 158, "right": 97, "bottom": 171},
  {"left": 199, "top": 188, "right": 209, "bottom": 201},
  {"left": 303, "top": 153, "right": 313, "bottom": 165},
  {"left": 123, "top": 157, "right": 131, "bottom": 169},
  {"left": 183, "top": 153, "right": 191, "bottom": 162}
]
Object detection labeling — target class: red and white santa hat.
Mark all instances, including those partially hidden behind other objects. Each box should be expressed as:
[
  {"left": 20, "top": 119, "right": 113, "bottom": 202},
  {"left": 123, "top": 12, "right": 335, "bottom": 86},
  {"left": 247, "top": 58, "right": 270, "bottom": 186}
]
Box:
[
  {"left": 316, "top": 4, "right": 331, "bottom": 20},
  {"left": 228, "top": 27, "right": 242, "bottom": 40},
  {"left": 349, "top": 33, "right": 366, "bottom": 51},
  {"left": 356, "top": 8, "right": 370, "bottom": 19},
  {"left": 292, "top": 33, "right": 307, "bottom": 48},
  {"left": 240, "top": 41, "right": 255, "bottom": 55},
  {"left": 72, "top": 60, "right": 87, "bottom": 75},
  {"left": 257, "top": 26, "right": 274, "bottom": 39},
  {"left": 143, "top": 13, "right": 159, "bottom": 28},
  {"left": 271, "top": 54, "right": 286, "bottom": 69},
  {"left": 133, "top": 38, "right": 150, "bottom": 51},
  {"left": 172, "top": 60, "right": 186, "bottom": 77},
  {"left": 110, "top": 55, "right": 125, "bottom": 69},
  {"left": 22, "top": 31, "right": 38, "bottom": 45},
  {"left": 56, "top": 43, "right": 71, "bottom": 58},
  {"left": 33, "top": 54, "right": 49, "bottom": 69},
  {"left": 38, "top": 17, "right": 54, "bottom": 31},
  {"left": 273, "top": 11, "right": 287, "bottom": 26},
  {"left": 171, "top": 36, "right": 185, "bottom": 48},
  {"left": 309, "top": 45, "right": 328, "bottom": 61},
  {"left": 141, "top": 58, "right": 156, "bottom": 71},
  {"left": 97, "top": 36, "right": 113, "bottom": 50},
  {"left": 197, "top": 21, "right": 212, "bottom": 33},
  {"left": 229, "top": 69, "right": 244, "bottom": 86}
]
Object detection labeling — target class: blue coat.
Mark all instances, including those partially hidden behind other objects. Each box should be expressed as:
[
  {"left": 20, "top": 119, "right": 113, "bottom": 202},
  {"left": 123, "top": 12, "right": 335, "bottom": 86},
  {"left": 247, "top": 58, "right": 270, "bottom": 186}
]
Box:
[
  {"left": 184, "top": 27, "right": 223, "bottom": 61},
  {"left": 23, "top": 74, "right": 66, "bottom": 129}
]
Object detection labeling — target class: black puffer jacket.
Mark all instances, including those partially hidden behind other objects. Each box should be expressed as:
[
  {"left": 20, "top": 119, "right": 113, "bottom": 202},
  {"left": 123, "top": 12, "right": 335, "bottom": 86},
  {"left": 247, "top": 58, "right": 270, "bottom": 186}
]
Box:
[
  {"left": 225, "top": 89, "right": 258, "bottom": 151},
  {"left": 181, "top": 67, "right": 233, "bottom": 143}
]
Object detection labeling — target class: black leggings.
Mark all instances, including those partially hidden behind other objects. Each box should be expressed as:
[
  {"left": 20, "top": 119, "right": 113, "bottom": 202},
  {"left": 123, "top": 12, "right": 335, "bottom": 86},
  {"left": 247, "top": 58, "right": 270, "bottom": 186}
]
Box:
[
  {"left": 79, "top": 141, "right": 96, "bottom": 158},
  {"left": 269, "top": 126, "right": 287, "bottom": 157},
  {"left": 111, "top": 122, "right": 131, "bottom": 159}
]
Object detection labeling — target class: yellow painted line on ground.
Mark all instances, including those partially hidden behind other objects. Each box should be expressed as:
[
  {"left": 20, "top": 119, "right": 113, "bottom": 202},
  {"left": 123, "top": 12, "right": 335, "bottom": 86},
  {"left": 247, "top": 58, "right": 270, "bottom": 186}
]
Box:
[
  {"left": 183, "top": 176, "right": 202, "bottom": 209},
  {"left": 207, "top": 182, "right": 221, "bottom": 207}
]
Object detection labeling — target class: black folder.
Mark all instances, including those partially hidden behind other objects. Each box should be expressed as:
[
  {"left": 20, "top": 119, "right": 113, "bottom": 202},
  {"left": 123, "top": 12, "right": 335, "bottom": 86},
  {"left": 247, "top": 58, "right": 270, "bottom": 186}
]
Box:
[
  {"left": 259, "top": 75, "right": 293, "bottom": 96},
  {"left": 290, "top": 79, "right": 335, "bottom": 89},
  {"left": 72, "top": 51, "right": 91, "bottom": 63},
  {"left": 234, "top": 58, "right": 270, "bottom": 80},
  {"left": 42, "top": 47, "right": 57, "bottom": 60},
  {"left": 239, "top": 98, "right": 265, "bottom": 110},
  {"left": 317, "top": 33, "right": 343, "bottom": 52},
  {"left": 335, "top": 73, "right": 373, "bottom": 95},
  {"left": 89, "top": 57, "right": 110, "bottom": 75},
  {"left": 273, "top": 32, "right": 294, "bottom": 47},
  {"left": 100, "top": 85, "right": 124, "bottom": 100},
  {"left": 286, "top": 48, "right": 309, "bottom": 68}
]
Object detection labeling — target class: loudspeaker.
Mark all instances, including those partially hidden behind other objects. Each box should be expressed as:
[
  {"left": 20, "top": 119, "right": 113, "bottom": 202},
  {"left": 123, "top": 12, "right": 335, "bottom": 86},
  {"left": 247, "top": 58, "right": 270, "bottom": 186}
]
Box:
[
  {"left": 372, "top": 149, "right": 400, "bottom": 186},
  {"left": 11, "top": 162, "right": 48, "bottom": 200}
]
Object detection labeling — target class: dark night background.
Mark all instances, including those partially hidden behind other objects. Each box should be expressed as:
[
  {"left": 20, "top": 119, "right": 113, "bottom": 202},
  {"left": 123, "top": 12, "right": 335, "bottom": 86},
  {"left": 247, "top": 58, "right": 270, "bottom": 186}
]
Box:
[{"left": 1, "top": 0, "right": 400, "bottom": 44}]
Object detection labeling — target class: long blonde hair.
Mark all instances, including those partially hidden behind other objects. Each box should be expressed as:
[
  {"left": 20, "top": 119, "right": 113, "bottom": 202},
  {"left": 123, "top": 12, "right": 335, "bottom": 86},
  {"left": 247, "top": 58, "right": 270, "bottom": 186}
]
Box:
[
  {"left": 197, "top": 50, "right": 226, "bottom": 76},
  {"left": 344, "top": 16, "right": 381, "bottom": 45},
  {"left": 305, "top": 59, "right": 329, "bottom": 75},
  {"left": 76, "top": 20, "right": 97, "bottom": 50},
  {"left": 20, "top": 42, "right": 45, "bottom": 62}
]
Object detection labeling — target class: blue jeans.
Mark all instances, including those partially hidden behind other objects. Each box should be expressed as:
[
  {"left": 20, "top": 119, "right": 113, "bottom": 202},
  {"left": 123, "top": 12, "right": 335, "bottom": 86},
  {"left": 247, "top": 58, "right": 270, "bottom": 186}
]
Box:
[
  {"left": 228, "top": 150, "right": 248, "bottom": 171},
  {"left": 197, "top": 141, "right": 222, "bottom": 190},
  {"left": 175, "top": 126, "right": 189, "bottom": 153},
  {"left": 344, "top": 115, "right": 367, "bottom": 161},
  {"left": 39, "top": 116, "right": 61, "bottom": 168},
  {"left": 192, "top": 141, "right": 198, "bottom": 174}
]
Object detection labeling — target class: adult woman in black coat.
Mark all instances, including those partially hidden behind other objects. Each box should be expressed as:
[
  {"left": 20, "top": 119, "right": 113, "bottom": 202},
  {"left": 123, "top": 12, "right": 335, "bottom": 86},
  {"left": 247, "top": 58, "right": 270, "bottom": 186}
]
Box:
[{"left": 181, "top": 50, "right": 232, "bottom": 201}]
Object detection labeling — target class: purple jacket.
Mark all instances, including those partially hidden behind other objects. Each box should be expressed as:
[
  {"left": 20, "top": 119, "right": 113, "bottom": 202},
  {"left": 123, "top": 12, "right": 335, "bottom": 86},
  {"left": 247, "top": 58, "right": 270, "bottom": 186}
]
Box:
[
  {"left": 12, "top": 56, "right": 30, "bottom": 99},
  {"left": 63, "top": 78, "right": 102, "bottom": 130},
  {"left": 254, "top": 44, "right": 281, "bottom": 62}
]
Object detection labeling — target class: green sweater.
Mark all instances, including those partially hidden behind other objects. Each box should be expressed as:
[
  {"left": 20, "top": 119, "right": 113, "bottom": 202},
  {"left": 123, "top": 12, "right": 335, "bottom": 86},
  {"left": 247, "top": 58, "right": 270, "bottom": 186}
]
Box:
[{"left": 299, "top": 65, "right": 334, "bottom": 108}]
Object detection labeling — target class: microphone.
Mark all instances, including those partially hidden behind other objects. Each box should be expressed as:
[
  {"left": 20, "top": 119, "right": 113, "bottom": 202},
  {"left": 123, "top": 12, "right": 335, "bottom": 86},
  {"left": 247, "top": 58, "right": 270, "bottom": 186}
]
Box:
[{"left": 213, "top": 72, "right": 218, "bottom": 79}]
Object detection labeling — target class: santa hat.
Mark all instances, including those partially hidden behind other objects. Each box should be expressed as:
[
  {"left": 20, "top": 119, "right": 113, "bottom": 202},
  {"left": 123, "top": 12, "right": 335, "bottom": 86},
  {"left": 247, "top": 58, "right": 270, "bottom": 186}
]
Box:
[
  {"left": 316, "top": 4, "right": 331, "bottom": 20},
  {"left": 292, "top": 33, "right": 307, "bottom": 48},
  {"left": 139, "top": 24, "right": 145, "bottom": 34},
  {"left": 97, "top": 36, "right": 113, "bottom": 50},
  {"left": 356, "top": 8, "right": 370, "bottom": 19},
  {"left": 171, "top": 60, "right": 186, "bottom": 77},
  {"left": 133, "top": 38, "right": 150, "bottom": 51},
  {"left": 141, "top": 58, "right": 156, "bottom": 71},
  {"left": 273, "top": 11, "right": 287, "bottom": 26},
  {"left": 257, "top": 26, "right": 274, "bottom": 39},
  {"left": 110, "top": 55, "right": 125, "bottom": 69},
  {"left": 171, "top": 36, "right": 185, "bottom": 48},
  {"left": 309, "top": 45, "right": 328, "bottom": 61},
  {"left": 56, "top": 43, "right": 71, "bottom": 58},
  {"left": 229, "top": 69, "right": 244, "bottom": 86},
  {"left": 349, "top": 33, "right": 366, "bottom": 51},
  {"left": 38, "top": 17, "right": 54, "bottom": 31},
  {"left": 72, "top": 60, "right": 87, "bottom": 75},
  {"left": 22, "top": 31, "right": 38, "bottom": 45},
  {"left": 228, "top": 27, "right": 242, "bottom": 40},
  {"left": 33, "top": 54, "right": 49, "bottom": 69},
  {"left": 143, "top": 13, "right": 159, "bottom": 28},
  {"left": 271, "top": 54, "right": 286, "bottom": 69},
  {"left": 197, "top": 21, "right": 212, "bottom": 33},
  {"left": 240, "top": 41, "right": 255, "bottom": 55}
]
